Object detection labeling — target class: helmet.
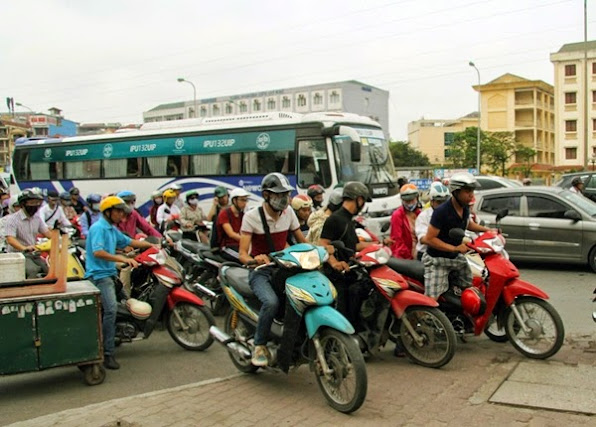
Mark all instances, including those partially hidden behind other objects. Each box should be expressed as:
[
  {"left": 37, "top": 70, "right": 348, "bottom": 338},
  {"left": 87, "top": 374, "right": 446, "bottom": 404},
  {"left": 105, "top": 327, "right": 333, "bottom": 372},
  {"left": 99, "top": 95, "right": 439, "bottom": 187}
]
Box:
[
  {"left": 461, "top": 287, "right": 486, "bottom": 316},
  {"left": 69, "top": 187, "right": 80, "bottom": 196},
  {"left": 261, "top": 173, "right": 294, "bottom": 193},
  {"left": 327, "top": 188, "right": 344, "bottom": 211},
  {"left": 117, "top": 190, "right": 136, "bottom": 202},
  {"left": 571, "top": 176, "right": 583, "bottom": 186},
  {"left": 448, "top": 172, "right": 480, "bottom": 192},
  {"left": 151, "top": 190, "right": 162, "bottom": 199},
  {"left": 307, "top": 184, "right": 325, "bottom": 199},
  {"left": 230, "top": 188, "right": 250, "bottom": 201},
  {"left": 46, "top": 190, "right": 59, "bottom": 199},
  {"left": 18, "top": 188, "right": 44, "bottom": 205},
  {"left": 169, "top": 183, "right": 182, "bottom": 191},
  {"left": 126, "top": 298, "right": 152, "bottom": 320},
  {"left": 185, "top": 190, "right": 199, "bottom": 201},
  {"left": 400, "top": 184, "right": 419, "bottom": 201},
  {"left": 59, "top": 192, "right": 71, "bottom": 201},
  {"left": 100, "top": 196, "right": 130, "bottom": 213},
  {"left": 9, "top": 195, "right": 19, "bottom": 208},
  {"left": 163, "top": 189, "right": 177, "bottom": 199},
  {"left": 214, "top": 185, "right": 228, "bottom": 198},
  {"left": 291, "top": 194, "right": 313, "bottom": 210},
  {"left": 86, "top": 193, "right": 102, "bottom": 204},
  {"left": 342, "top": 182, "right": 372, "bottom": 202},
  {"left": 429, "top": 182, "right": 450, "bottom": 201}
]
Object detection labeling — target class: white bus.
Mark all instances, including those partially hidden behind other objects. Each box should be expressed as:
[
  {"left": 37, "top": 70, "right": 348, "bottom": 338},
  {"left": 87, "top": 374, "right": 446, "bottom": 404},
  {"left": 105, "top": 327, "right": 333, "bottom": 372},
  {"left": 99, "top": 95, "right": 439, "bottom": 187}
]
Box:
[{"left": 12, "top": 112, "right": 398, "bottom": 235}]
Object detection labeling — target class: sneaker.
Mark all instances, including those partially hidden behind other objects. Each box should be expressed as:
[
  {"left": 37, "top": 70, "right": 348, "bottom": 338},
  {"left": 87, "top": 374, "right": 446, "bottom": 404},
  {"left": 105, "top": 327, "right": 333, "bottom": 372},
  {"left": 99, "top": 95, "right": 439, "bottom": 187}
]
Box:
[
  {"left": 394, "top": 342, "right": 406, "bottom": 358},
  {"left": 251, "top": 345, "right": 269, "bottom": 367},
  {"left": 104, "top": 355, "right": 120, "bottom": 370}
]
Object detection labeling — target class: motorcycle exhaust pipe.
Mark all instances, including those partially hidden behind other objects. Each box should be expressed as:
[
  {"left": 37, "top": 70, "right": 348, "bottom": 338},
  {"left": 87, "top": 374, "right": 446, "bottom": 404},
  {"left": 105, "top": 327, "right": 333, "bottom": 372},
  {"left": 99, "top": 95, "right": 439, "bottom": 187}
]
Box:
[
  {"left": 192, "top": 283, "right": 217, "bottom": 299},
  {"left": 209, "top": 326, "right": 251, "bottom": 360}
]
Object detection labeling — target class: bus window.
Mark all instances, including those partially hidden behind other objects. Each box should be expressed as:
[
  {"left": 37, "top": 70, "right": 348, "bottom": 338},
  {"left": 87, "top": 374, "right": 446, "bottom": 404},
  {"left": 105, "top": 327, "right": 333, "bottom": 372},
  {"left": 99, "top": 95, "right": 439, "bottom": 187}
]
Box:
[
  {"left": 127, "top": 158, "right": 142, "bottom": 177},
  {"left": 146, "top": 157, "right": 168, "bottom": 176},
  {"left": 65, "top": 161, "right": 101, "bottom": 179},
  {"left": 103, "top": 159, "right": 128, "bottom": 178},
  {"left": 30, "top": 163, "right": 50, "bottom": 180},
  {"left": 13, "top": 151, "right": 30, "bottom": 181},
  {"left": 190, "top": 154, "right": 222, "bottom": 175},
  {"left": 230, "top": 153, "right": 242, "bottom": 174},
  {"left": 49, "top": 162, "right": 63, "bottom": 180},
  {"left": 243, "top": 151, "right": 293, "bottom": 175},
  {"left": 297, "top": 139, "right": 330, "bottom": 188},
  {"left": 167, "top": 156, "right": 181, "bottom": 176}
]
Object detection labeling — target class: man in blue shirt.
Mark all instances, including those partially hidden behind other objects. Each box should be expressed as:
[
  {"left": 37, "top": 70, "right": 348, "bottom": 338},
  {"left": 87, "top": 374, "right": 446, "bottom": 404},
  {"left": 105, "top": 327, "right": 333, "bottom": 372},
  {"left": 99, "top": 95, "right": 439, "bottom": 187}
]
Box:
[{"left": 86, "top": 196, "right": 157, "bottom": 370}]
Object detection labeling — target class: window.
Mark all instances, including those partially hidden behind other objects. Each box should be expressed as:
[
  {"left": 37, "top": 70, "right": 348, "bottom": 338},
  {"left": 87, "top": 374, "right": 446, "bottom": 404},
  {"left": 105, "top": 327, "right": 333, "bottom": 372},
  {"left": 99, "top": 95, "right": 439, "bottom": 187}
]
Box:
[
  {"left": 297, "top": 95, "right": 307, "bottom": 107},
  {"left": 565, "top": 120, "right": 577, "bottom": 132},
  {"left": 593, "top": 119, "right": 596, "bottom": 131},
  {"left": 297, "top": 139, "right": 331, "bottom": 188},
  {"left": 565, "top": 64, "right": 576, "bottom": 76},
  {"left": 239, "top": 102, "right": 247, "bottom": 113},
  {"left": 329, "top": 91, "right": 340, "bottom": 104},
  {"left": 253, "top": 100, "right": 261, "bottom": 111},
  {"left": 564, "top": 92, "right": 577, "bottom": 104},
  {"left": 444, "top": 132, "right": 455, "bottom": 146},
  {"left": 212, "top": 105, "right": 220, "bottom": 116},
  {"left": 243, "top": 150, "right": 295, "bottom": 175},
  {"left": 593, "top": 91, "right": 596, "bottom": 103},
  {"left": 593, "top": 62, "right": 596, "bottom": 74},
  {"left": 225, "top": 103, "right": 233, "bottom": 114},
  {"left": 282, "top": 96, "right": 291, "bottom": 108},
  {"left": 64, "top": 161, "right": 101, "bottom": 179},
  {"left": 479, "top": 196, "right": 520, "bottom": 216},
  {"left": 313, "top": 93, "right": 323, "bottom": 105},
  {"left": 267, "top": 98, "right": 276, "bottom": 110},
  {"left": 527, "top": 196, "right": 567, "bottom": 219},
  {"left": 200, "top": 107, "right": 207, "bottom": 118},
  {"left": 565, "top": 147, "right": 577, "bottom": 160}
]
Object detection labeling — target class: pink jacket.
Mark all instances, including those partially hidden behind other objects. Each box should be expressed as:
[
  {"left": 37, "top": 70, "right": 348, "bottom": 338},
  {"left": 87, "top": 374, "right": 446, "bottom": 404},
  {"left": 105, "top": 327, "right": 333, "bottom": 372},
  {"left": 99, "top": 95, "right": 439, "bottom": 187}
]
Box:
[
  {"left": 118, "top": 209, "right": 161, "bottom": 239},
  {"left": 390, "top": 206, "right": 420, "bottom": 260}
]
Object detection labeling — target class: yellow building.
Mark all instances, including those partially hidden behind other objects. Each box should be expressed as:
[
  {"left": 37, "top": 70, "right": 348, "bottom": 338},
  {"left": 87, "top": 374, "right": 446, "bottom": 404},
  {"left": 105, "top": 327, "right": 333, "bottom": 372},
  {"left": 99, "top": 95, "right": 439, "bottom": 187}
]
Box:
[
  {"left": 407, "top": 113, "right": 478, "bottom": 165},
  {"left": 473, "top": 73, "right": 555, "bottom": 176},
  {"left": 0, "top": 117, "right": 30, "bottom": 172}
]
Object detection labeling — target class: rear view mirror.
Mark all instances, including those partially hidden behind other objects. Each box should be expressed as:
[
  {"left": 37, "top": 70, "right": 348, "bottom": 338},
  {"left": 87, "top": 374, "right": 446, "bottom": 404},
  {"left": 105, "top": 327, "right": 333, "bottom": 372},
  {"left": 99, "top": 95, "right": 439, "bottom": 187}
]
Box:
[
  {"left": 351, "top": 141, "right": 361, "bottom": 162},
  {"left": 564, "top": 210, "right": 582, "bottom": 222},
  {"left": 448, "top": 228, "right": 466, "bottom": 240}
]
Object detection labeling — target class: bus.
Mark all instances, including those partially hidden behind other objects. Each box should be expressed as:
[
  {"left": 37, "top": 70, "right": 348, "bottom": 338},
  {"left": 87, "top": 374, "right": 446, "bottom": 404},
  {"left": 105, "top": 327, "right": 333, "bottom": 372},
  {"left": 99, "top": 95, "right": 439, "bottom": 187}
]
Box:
[{"left": 12, "top": 111, "right": 399, "bottom": 236}]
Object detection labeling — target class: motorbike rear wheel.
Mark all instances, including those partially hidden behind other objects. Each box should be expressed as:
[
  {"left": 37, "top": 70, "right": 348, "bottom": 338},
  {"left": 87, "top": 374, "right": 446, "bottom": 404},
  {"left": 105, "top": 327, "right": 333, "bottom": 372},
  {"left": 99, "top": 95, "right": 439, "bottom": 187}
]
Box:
[
  {"left": 399, "top": 306, "right": 456, "bottom": 368},
  {"left": 504, "top": 297, "right": 564, "bottom": 359},
  {"left": 224, "top": 310, "right": 258, "bottom": 373},
  {"left": 313, "top": 328, "right": 367, "bottom": 414},
  {"left": 167, "top": 303, "right": 215, "bottom": 351}
]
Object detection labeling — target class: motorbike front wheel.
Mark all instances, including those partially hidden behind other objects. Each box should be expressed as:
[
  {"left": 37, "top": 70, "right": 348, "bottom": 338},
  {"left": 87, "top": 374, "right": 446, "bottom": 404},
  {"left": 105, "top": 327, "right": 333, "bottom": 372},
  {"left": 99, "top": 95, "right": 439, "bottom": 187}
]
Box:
[
  {"left": 504, "top": 297, "right": 564, "bottom": 359},
  {"left": 484, "top": 315, "right": 508, "bottom": 343},
  {"left": 399, "top": 306, "right": 456, "bottom": 369},
  {"left": 313, "top": 328, "right": 367, "bottom": 414},
  {"left": 167, "top": 303, "right": 215, "bottom": 351}
]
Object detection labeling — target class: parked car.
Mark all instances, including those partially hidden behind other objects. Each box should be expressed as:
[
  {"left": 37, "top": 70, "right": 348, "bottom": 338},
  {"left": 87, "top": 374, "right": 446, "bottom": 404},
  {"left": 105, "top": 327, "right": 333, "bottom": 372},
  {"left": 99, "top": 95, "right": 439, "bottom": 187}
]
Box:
[
  {"left": 475, "top": 175, "right": 523, "bottom": 191},
  {"left": 474, "top": 186, "right": 596, "bottom": 272},
  {"left": 555, "top": 172, "right": 596, "bottom": 203}
]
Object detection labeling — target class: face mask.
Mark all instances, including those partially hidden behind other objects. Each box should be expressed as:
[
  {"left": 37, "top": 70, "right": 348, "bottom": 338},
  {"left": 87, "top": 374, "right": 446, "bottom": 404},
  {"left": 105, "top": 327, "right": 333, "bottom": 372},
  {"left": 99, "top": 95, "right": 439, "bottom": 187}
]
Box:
[
  {"left": 154, "top": 197, "right": 163, "bottom": 205},
  {"left": 268, "top": 193, "right": 290, "bottom": 212},
  {"left": 404, "top": 202, "right": 417, "bottom": 212},
  {"left": 25, "top": 205, "right": 40, "bottom": 217},
  {"left": 1, "top": 199, "right": 9, "bottom": 209},
  {"left": 188, "top": 199, "right": 199, "bottom": 206},
  {"left": 91, "top": 203, "right": 100, "bottom": 212}
]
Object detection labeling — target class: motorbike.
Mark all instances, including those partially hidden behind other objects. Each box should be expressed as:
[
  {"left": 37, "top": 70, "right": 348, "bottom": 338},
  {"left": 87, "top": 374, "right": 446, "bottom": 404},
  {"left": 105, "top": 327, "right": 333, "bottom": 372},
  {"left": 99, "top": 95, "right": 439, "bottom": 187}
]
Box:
[
  {"left": 387, "top": 210, "right": 565, "bottom": 360},
  {"left": 210, "top": 243, "right": 367, "bottom": 414},
  {"left": 350, "top": 243, "right": 457, "bottom": 368},
  {"left": 115, "top": 245, "right": 216, "bottom": 351}
]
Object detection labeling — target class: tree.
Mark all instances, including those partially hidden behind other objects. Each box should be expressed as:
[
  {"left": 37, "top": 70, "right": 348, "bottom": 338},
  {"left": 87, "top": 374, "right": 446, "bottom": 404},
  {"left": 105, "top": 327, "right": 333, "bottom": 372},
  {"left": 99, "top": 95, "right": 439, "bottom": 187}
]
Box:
[
  {"left": 448, "top": 127, "right": 481, "bottom": 169},
  {"left": 482, "top": 131, "right": 516, "bottom": 176},
  {"left": 389, "top": 141, "right": 430, "bottom": 167},
  {"left": 513, "top": 146, "right": 537, "bottom": 178}
]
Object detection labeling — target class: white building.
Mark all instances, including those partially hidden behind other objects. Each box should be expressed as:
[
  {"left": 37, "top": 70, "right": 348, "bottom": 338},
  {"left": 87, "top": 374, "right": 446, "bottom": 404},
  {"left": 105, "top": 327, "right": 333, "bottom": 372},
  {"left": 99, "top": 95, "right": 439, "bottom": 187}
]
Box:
[{"left": 143, "top": 80, "right": 390, "bottom": 136}]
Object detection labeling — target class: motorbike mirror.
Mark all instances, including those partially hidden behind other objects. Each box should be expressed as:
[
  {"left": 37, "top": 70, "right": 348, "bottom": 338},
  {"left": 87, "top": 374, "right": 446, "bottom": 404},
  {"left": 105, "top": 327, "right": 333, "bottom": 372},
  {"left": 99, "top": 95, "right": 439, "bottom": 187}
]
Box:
[
  {"left": 564, "top": 209, "right": 582, "bottom": 222},
  {"left": 331, "top": 240, "right": 346, "bottom": 250},
  {"left": 495, "top": 208, "right": 509, "bottom": 223},
  {"left": 381, "top": 222, "right": 391, "bottom": 233},
  {"left": 448, "top": 228, "right": 466, "bottom": 240},
  {"left": 479, "top": 219, "right": 486, "bottom": 227}
]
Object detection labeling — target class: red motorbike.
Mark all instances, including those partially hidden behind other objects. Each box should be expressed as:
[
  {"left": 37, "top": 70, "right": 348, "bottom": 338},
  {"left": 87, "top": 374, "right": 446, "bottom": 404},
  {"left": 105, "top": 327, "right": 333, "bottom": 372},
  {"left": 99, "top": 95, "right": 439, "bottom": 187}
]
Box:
[
  {"left": 387, "top": 211, "right": 565, "bottom": 360},
  {"left": 349, "top": 244, "right": 457, "bottom": 368},
  {"left": 115, "top": 245, "right": 216, "bottom": 351}
]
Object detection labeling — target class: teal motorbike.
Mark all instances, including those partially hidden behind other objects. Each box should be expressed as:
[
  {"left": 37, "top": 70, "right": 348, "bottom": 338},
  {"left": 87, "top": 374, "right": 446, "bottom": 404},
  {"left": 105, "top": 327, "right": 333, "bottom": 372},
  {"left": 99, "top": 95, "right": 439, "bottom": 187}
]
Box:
[{"left": 209, "top": 243, "right": 367, "bottom": 413}]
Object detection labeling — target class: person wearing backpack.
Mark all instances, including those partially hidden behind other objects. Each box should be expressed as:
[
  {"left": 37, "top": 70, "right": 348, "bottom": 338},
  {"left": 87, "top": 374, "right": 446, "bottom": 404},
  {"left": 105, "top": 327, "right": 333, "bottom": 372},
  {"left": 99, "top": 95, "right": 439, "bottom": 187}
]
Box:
[
  {"left": 80, "top": 194, "right": 102, "bottom": 238},
  {"left": 217, "top": 187, "right": 249, "bottom": 261}
]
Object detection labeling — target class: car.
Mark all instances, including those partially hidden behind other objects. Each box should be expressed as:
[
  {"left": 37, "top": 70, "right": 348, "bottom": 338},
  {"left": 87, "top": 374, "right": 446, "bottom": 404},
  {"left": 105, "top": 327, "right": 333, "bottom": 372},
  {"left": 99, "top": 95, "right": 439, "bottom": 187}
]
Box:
[
  {"left": 474, "top": 186, "right": 596, "bottom": 272},
  {"left": 475, "top": 175, "right": 523, "bottom": 191},
  {"left": 555, "top": 171, "right": 596, "bottom": 203}
]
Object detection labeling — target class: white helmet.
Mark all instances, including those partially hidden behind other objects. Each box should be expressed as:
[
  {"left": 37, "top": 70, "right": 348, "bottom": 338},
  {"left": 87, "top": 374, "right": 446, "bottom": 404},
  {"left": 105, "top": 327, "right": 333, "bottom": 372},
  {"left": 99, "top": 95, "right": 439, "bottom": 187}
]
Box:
[
  {"left": 448, "top": 172, "right": 480, "bottom": 192},
  {"left": 126, "top": 298, "right": 152, "bottom": 320},
  {"left": 230, "top": 188, "right": 250, "bottom": 201},
  {"left": 429, "top": 182, "right": 450, "bottom": 201}
]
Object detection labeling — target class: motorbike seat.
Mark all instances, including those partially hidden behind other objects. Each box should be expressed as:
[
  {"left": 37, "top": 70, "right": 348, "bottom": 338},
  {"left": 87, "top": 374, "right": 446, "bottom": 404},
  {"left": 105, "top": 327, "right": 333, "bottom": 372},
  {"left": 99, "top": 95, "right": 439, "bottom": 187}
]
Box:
[
  {"left": 223, "top": 267, "right": 253, "bottom": 297},
  {"left": 181, "top": 239, "right": 209, "bottom": 254},
  {"left": 201, "top": 250, "right": 226, "bottom": 264},
  {"left": 387, "top": 257, "right": 425, "bottom": 283}
]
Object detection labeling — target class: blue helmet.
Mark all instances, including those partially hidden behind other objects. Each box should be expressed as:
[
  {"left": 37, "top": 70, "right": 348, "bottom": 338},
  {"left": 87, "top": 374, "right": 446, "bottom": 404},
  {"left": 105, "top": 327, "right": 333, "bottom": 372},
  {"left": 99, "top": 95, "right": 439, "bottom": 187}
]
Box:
[
  {"left": 86, "top": 193, "right": 102, "bottom": 204},
  {"left": 117, "top": 190, "right": 136, "bottom": 202}
]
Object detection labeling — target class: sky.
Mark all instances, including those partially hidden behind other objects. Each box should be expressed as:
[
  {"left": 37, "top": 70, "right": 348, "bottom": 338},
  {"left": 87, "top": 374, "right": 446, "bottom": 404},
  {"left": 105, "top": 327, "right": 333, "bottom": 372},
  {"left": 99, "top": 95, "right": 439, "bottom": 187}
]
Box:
[{"left": 1, "top": 0, "right": 594, "bottom": 141}]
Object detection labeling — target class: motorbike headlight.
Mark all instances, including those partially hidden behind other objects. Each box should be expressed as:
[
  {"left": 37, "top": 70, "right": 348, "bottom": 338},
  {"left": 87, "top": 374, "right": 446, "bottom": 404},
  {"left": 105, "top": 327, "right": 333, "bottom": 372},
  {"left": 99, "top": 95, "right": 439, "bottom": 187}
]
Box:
[
  {"left": 289, "top": 249, "right": 321, "bottom": 270},
  {"left": 149, "top": 250, "right": 167, "bottom": 265},
  {"left": 484, "top": 237, "right": 505, "bottom": 253}
]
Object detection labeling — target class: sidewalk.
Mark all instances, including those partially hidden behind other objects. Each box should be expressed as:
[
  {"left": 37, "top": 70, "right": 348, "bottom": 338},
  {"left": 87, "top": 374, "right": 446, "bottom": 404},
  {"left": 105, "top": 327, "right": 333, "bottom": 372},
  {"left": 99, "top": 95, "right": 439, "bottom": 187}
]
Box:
[{"left": 9, "top": 335, "right": 596, "bottom": 427}]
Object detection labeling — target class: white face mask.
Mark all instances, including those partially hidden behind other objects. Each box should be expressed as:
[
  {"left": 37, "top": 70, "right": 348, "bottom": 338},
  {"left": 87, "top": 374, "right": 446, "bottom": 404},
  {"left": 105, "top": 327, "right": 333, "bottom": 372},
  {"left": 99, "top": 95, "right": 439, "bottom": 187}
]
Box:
[
  {"left": 91, "top": 203, "right": 100, "bottom": 212},
  {"left": 188, "top": 199, "right": 199, "bottom": 206}
]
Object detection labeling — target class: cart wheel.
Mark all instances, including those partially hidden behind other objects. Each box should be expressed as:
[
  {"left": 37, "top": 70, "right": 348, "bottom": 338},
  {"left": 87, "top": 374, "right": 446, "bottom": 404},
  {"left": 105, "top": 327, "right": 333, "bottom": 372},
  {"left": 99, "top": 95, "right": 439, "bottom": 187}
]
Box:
[{"left": 82, "top": 363, "right": 106, "bottom": 386}]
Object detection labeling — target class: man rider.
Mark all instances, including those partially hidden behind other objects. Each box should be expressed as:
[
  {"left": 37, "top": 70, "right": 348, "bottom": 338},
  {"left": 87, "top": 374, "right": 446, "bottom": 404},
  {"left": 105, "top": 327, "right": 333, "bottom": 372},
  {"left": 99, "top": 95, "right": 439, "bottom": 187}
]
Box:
[
  {"left": 415, "top": 182, "right": 450, "bottom": 260},
  {"left": 3, "top": 189, "right": 52, "bottom": 278},
  {"left": 569, "top": 176, "right": 585, "bottom": 195},
  {"left": 39, "top": 190, "right": 71, "bottom": 230},
  {"left": 117, "top": 190, "right": 162, "bottom": 239},
  {"left": 307, "top": 185, "right": 325, "bottom": 211},
  {"left": 422, "top": 172, "right": 491, "bottom": 301},
  {"left": 238, "top": 173, "right": 307, "bottom": 367},
  {"left": 217, "top": 187, "right": 250, "bottom": 261},
  {"left": 80, "top": 194, "right": 102, "bottom": 238},
  {"left": 85, "top": 196, "right": 158, "bottom": 370}
]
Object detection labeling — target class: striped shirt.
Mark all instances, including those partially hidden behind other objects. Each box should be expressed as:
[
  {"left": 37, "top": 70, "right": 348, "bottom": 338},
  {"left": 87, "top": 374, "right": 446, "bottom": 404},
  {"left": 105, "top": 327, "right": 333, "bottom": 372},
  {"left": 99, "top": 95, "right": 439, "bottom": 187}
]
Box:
[
  {"left": 241, "top": 205, "right": 299, "bottom": 256},
  {"left": 3, "top": 210, "right": 49, "bottom": 252}
]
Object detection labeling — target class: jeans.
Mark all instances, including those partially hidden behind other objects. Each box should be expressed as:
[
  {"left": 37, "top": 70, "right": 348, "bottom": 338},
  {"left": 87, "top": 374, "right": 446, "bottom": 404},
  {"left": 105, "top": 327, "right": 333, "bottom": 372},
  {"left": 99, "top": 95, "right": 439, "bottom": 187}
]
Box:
[
  {"left": 249, "top": 267, "right": 279, "bottom": 346},
  {"left": 92, "top": 276, "right": 118, "bottom": 356}
]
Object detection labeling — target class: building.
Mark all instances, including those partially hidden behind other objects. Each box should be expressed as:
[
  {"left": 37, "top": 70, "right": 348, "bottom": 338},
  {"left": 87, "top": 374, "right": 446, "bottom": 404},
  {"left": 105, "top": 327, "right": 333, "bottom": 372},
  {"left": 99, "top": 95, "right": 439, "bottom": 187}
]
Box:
[
  {"left": 143, "top": 80, "right": 390, "bottom": 135},
  {"left": 407, "top": 113, "right": 479, "bottom": 165},
  {"left": 0, "top": 118, "right": 30, "bottom": 171},
  {"left": 473, "top": 73, "right": 555, "bottom": 176},
  {"left": 550, "top": 41, "right": 596, "bottom": 170}
]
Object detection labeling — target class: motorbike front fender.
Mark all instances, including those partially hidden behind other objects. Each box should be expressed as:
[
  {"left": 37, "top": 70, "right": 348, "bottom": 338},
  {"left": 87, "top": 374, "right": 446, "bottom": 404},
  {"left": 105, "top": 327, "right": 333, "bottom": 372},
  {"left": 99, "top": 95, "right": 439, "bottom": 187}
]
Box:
[
  {"left": 502, "top": 278, "right": 548, "bottom": 306},
  {"left": 167, "top": 286, "right": 206, "bottom": 310},
  {"left": 304, "top": 305, "right": 354, "bottom": 338},
  {"left": 391, "top": 289, "right": 439, "bottom": 318}
]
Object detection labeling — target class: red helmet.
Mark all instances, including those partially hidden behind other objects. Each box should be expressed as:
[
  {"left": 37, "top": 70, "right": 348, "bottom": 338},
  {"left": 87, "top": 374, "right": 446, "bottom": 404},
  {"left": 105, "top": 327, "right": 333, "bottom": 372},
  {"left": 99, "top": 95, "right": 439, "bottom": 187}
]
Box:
[{"left": 461, "top": 287, "right": 486, "bottom": 316}]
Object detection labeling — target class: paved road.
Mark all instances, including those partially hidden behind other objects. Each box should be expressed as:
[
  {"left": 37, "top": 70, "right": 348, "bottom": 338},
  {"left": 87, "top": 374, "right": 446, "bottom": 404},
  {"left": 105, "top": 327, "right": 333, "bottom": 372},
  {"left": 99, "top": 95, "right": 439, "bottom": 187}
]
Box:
[{"left": 0, "top": 263, "right": 594, "bottom": 425}]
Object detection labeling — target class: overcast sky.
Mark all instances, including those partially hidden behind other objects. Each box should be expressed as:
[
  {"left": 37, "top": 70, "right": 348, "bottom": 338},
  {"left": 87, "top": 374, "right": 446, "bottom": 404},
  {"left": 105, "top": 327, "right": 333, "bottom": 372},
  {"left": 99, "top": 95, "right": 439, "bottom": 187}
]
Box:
[{"left": 1, "top": 0, "right": 593, "bottom": 140}]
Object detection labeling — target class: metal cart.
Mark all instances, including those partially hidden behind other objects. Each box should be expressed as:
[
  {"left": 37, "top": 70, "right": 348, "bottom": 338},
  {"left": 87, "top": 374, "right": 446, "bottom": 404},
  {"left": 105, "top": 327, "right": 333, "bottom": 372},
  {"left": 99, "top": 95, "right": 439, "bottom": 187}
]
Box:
[{"left": 0, "top": 281, "right": 106, "bottom": 385}]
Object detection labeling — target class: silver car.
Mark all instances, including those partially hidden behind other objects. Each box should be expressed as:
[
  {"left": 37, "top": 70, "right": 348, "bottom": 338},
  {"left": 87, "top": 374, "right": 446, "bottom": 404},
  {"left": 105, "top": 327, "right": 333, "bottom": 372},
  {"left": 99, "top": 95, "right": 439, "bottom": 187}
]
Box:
[{"left": 475, "top": 186, "right": 596, "bottom": 272}]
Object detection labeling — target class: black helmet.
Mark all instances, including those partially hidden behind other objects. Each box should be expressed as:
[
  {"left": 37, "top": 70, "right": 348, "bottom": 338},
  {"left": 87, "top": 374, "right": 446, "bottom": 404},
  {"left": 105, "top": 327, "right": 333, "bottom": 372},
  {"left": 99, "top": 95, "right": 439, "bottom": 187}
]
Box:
[
  {"left": 261, "top": 173, "right": 294, "bottom": 193},
  {"left": 307, "top": 184, "right": 325, "bottom": 199},
  {"left": 18, "top": 189, "right": 44, "bottom": 205},
  {"left": 342, "top": 182, "right": 372, "bottom": 202},
  {"left": 571, "top": 176, "right": 583, "bottom": 186}
]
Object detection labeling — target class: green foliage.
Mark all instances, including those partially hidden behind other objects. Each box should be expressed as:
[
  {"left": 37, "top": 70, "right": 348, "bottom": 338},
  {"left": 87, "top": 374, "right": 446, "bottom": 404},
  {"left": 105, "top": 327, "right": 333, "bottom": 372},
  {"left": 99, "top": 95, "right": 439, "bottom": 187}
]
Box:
[{"left": 390, "top": 141, "right": 430, "bottom": 167}]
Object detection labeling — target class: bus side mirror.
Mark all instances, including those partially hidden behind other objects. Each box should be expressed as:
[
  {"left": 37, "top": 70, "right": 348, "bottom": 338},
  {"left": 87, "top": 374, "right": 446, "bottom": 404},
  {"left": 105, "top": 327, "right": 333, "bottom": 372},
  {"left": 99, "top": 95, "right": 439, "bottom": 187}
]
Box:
[{"left": 351, "top": 141, "right": 361, "bottom": 162}]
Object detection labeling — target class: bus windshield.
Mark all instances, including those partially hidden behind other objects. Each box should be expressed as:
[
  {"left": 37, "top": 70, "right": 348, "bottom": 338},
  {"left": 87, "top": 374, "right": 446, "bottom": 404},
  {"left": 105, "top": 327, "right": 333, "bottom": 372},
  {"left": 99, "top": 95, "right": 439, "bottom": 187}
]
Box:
[{"left": 334, "top": 128, "right": 395, "bottom": 185}]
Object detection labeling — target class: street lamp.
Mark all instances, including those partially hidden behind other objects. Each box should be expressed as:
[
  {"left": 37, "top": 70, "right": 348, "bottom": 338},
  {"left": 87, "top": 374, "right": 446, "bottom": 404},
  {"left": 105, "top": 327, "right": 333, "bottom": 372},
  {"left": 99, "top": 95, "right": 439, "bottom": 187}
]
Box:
[
  {"left": 469, "top": 61, "right": 481, "bottom": 174},
  {"left": 177, "top": 77, "right": 197, "bottom": 118},
  {"left": 15, "top": 102, "right": 34, "bottom": 113}
]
